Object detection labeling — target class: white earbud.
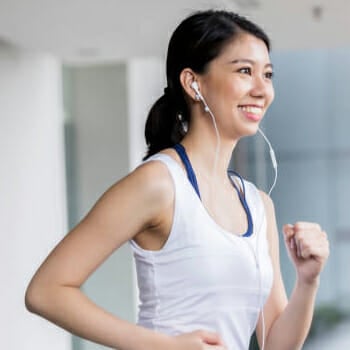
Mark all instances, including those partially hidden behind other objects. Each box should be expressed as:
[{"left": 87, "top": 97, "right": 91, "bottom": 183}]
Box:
[
  {"left": 190, "top": 81, "right": 199, "bottom": 92},
  {"left": 190, "top": 81, "right": 210, "bottom": 112},
  {"left": 191, "top": 81, "right": 202, "bottom": 100}
]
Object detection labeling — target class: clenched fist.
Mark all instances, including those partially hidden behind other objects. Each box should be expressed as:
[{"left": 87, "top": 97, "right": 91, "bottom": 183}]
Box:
[{"left": 283, "top": 222, "right": 329, "bottom": 285}]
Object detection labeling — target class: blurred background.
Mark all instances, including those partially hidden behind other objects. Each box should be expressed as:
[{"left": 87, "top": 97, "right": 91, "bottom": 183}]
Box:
[{"left": 1, "top": 0, "right": 349, "bottom": 349}]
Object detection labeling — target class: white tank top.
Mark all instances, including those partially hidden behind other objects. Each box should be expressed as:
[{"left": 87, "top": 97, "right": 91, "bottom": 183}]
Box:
[{"left": 129, "top": 153, "right": 273, "bottom": 349}]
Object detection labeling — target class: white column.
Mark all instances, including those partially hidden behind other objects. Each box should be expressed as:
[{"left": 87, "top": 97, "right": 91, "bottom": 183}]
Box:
[{"left": 0, "top": 46, "right": 70, "bottom": 350}]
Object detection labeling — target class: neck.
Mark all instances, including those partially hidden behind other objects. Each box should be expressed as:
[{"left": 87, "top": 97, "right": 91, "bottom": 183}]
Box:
[{"left": 180, "top": 122, "right": 238, "bottom": 181}]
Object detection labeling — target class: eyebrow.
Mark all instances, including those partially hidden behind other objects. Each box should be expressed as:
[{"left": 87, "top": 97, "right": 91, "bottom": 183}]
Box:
[{"left": 229, "top": 59, "right": 273, "bottom": 69}]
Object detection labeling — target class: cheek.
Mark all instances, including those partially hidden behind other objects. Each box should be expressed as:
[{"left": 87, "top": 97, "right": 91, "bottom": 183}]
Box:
[
  {"left": 230, "top": 79, "right": 252, "bottom": 98},
  {"left": 265, "top": 84, "right": 275, "bottom": 106},
  {"left": 224, "top": 83, "right": 246, "bottom": 100}
]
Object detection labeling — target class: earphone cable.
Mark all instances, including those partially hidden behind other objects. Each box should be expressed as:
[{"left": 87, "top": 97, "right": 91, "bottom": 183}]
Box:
[
  {"left": 258, "top": 127, "right": 278, "bottom": 196},
  {"left": 202, "top": 100, "right": 221, "bottom": 180},
  {"left": 196, "top": 96, "right": 272, "bottom": 350}
]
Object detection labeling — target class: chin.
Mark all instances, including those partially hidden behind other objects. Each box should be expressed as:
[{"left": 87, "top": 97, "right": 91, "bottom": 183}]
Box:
[{"left": 240, "top": 123, "right": 260, "bottom": 137}]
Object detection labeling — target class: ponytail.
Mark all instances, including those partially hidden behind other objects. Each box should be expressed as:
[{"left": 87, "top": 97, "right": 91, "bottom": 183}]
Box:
[{"left": 143, "top": 89, "right": 188, "bottom": 160}]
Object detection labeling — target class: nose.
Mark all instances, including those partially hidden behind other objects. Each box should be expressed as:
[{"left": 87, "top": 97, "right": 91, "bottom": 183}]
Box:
[{"left": 250, "top": 75, "right": 273, "bottom": 100}]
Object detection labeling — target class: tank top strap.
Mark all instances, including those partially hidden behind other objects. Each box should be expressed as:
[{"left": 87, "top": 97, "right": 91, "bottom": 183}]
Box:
[
  {"left": 172, "top": 144, "right": 201, "bottom": 199},
  {"left": 142, "top": 153, "right": 185, "bottom": 180}
]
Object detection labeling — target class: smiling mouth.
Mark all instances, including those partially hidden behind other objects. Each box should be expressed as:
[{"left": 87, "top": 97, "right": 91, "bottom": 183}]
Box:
[
  {"left": 238, "top": 105, "right": 263, "bottom": 121},
  {"left": 238, "top": 105, "right": 263, "bottom": 115}
]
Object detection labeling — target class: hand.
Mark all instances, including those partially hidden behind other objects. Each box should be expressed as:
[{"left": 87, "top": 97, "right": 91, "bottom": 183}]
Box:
[
  {"left": 172, "top": 330, "right": 227, "bottom": 350},
  {"left": 283, "top": 222, "right": 329, "bottom": 285}
]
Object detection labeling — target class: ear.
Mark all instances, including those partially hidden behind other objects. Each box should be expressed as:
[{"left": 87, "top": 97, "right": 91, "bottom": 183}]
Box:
[{"left": 180, "top": 68, "right": 200, "bottom": 102}]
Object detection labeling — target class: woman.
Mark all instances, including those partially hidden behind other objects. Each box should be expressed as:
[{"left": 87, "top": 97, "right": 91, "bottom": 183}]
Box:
[{"left": 25, "top": 10, "right": 329, "bottom": 350}]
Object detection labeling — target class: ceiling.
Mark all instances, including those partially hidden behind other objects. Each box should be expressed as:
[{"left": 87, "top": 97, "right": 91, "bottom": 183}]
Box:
[{"left": 0, "top": 0, "right": 349, "bottom": 65}]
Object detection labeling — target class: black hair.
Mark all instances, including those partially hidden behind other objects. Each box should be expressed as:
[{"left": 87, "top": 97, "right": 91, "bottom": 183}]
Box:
[{"left": 143, "top": 9, "right": 270, "bottom": 160}]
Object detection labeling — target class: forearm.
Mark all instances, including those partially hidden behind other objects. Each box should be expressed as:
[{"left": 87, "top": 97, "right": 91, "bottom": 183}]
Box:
[
  {"left": 265, "top": 278, "right": 319, "bottom": 350},
  {"left": 25, "top": 285, "right": 171, "bottom": 350}
]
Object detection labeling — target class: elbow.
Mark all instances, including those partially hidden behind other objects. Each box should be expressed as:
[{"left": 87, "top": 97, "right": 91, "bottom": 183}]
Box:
[
  {"left": 25, "top": 279, "right": 49, "bottom": 315},
  {"left": 25, "top": 279, "right": 76, "bottom": 317},
  {"left": 25, "top": 282, "right": 41, "bottom": 314}
]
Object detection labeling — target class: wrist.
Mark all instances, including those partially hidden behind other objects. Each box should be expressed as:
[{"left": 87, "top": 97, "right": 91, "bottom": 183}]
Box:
[
  {"left": 154, "top": 333, "right": 175, "bottom": 350},
  {"left": 117, "top": 323, "right": 174, "bottom": 350},
  {"left": 296, "top": 275, "right": 320, "bottom": 289},
  {"left": 141, "top": 329, "right": 174, "bottom": 350}
]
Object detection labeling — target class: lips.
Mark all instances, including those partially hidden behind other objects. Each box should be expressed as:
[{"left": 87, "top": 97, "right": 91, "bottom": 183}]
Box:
[{"left": 238, "top": 105, "right": 263, "bottom": 122}]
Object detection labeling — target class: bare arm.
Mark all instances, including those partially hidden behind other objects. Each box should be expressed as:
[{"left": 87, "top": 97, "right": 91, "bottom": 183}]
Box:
[
  {"left": 25, "top": 161, "right": 173, "bottom": 349},
  {"left": 25, "top": 161, "right": 227, "bottom": 350},
  {"left": 256, "top": 192, "right": 329, "bottom": 350}
]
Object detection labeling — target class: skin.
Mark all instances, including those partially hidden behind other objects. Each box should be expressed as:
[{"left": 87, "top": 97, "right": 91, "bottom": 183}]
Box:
[{"left": 25, "top": 32, "right": 329, "bottom": 350}]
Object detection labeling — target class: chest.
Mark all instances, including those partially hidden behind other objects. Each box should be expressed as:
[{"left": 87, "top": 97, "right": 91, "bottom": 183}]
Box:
[{"left": 197, "top": 178, "right": 249, "bottom": 236}]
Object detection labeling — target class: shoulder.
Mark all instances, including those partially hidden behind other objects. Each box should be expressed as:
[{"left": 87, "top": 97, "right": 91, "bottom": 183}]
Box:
[
  {"left": 91, "top": 154, "right": 177, "bottom": 220},
  {"left": 83, "top": 155, "right": 177, "bottom": 239},
  {"left": 126, "top": 155, "right": 176, "bottom": 206}
]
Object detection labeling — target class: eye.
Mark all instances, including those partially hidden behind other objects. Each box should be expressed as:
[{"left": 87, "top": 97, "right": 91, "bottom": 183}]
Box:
[
  {"left": 265, "top": 71, "right": 274, "bottom": 80},
  {"left": 238, "top": 67, "right": 251, "bottom": 75}
]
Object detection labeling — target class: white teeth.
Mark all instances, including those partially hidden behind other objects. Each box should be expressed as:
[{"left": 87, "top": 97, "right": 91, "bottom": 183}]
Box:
[{"left": 238, "top": 106, "right": 262, "bottom": 115}]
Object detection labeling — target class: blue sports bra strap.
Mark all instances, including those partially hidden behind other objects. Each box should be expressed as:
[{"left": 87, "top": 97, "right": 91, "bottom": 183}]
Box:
[
  {"left": 227, "top": 169, "right": 254, "bottom": 237},
  {"left": 173, "top": 143, "right": 201, "bottom": 199}
]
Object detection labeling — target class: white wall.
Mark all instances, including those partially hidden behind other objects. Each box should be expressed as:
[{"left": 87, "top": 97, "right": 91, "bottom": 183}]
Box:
[
  {"left": 0, "top": 49, "right": 164, "bottom": 350},
  {"left": 0, "top": 46, "right": 70, "bottom": 349},
  {"left": 127, "top": 57, "right": 165, "bottom": 169}
]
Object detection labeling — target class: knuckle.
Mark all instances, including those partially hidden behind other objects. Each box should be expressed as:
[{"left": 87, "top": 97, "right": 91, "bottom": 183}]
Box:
[{"left": 294, "top": 222, "right": 302, "bottom": 230}]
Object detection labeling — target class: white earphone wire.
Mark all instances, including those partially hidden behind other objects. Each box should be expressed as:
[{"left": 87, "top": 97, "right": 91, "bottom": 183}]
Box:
[
  {"left": 192, "top": 83, "right": 221, "bottom": 179},
  {"left": 192, "top": 85, "right": 278, "bottom": 350},
  {"left": 257, "top": 127, "right": 278, "bottom": 196}
]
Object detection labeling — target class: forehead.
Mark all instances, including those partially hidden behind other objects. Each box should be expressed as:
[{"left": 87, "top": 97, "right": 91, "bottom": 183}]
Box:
[{"left": 214, "top": 33, "right": 271, "bottom": 65}]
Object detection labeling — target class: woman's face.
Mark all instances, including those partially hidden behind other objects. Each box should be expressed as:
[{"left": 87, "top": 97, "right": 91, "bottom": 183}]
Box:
[{"left": 198, "top": 32, "right": 275, "bottom": 140}]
